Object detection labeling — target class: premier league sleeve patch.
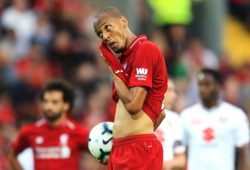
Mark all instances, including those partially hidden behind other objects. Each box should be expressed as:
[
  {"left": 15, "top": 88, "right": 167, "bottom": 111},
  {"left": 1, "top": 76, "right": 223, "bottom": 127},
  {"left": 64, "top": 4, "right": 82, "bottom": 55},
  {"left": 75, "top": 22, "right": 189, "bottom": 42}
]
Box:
[{"left": 135, "top": 68, "right": 148, "bottom": 81}]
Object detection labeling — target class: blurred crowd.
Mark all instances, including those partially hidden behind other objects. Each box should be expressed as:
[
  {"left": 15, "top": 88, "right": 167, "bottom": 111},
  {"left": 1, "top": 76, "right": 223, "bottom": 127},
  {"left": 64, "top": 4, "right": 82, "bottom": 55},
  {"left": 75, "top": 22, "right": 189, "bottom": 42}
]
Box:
[{"left": 0, "top": 0, "right": 250, "bottom": 169}]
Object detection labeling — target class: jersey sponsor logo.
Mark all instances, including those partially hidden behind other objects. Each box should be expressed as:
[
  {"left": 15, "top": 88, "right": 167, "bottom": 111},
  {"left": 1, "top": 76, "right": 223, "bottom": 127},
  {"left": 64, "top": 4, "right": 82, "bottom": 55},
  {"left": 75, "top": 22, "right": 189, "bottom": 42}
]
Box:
[
  {"left": 135, "top": 68, "right": 148, "bottom": 81},
  {"left": 35, "top": 146, "right": 71, "bottom": 159},
  {"left": 34, "top": 133, "right": 71, "bottom": 159},
  {"left": 202, "top": 127, "right": 215, "bottom": 142}
]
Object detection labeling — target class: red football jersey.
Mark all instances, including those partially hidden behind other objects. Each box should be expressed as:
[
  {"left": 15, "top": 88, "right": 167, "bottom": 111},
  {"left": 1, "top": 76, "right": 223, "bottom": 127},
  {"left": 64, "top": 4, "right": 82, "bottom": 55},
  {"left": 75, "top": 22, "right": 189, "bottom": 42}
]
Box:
[
  {"left": 120, "top": 35, "right": 168, "bottom": 125},
  {"left": 12, "top": 119, "right": 89, "bottom": 170}
]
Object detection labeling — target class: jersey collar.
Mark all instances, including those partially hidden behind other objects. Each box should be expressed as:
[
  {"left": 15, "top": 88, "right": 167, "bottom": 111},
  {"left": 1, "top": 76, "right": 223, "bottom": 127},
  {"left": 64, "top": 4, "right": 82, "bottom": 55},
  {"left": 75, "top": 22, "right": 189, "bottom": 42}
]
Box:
[
  {"left": 39, "top": 117, "right": 72, "bottom": 128},
  {"left": 201, "top": 100, "right": 222, "bottom": 112},
  {"left": 121, "top": 35, "right": 147, "bottom": 57}
]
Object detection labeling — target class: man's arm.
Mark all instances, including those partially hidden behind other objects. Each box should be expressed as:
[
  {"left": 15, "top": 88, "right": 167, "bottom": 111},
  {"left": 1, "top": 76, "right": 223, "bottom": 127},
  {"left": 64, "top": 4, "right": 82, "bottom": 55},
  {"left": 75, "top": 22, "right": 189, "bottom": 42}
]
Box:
[
  {"left": 154, "top": 111, "right": 165, "bottom": 130},
  {"left": 8, "top": 148, "right": 23, "bottom": 170},
  {"left": 163, "top": 153, "right": 186, "bottom": 170},
  {"left": 236, "top": 145, "right": 250, "bottom": 170},
  {"left": 112, "top": 73, "right": 147, "bottom": 114}
]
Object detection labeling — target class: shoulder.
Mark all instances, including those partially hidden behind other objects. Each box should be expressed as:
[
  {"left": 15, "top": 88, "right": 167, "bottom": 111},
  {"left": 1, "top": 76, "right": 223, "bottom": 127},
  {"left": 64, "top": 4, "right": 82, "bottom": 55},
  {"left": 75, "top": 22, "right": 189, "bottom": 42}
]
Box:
[
  {"left": 220, "top": 101, "right": 242, "bottom": 111},
  {"left": 180, "top": 103, "right": 203, "bottom": 123},
  {"left": 220, "top": 102, "right": 247, "bottom": 119},
  {"left": 19, "top": 123, "right": 37, "bottom": 135},
  {"left": 137, "top": 40, "right": 160, "bottom": 52},
  {"left": 21, "top": 119, "right": 49, "bottom": 133},
  {"left": 159, "top": 110, "right": 182, "bottom": 132},
  {"left": 133, "top": 40, "right": 163, "bottom": 64},
  {"left": 2, "top": 7, "right": 15, "bottom": 15},
  {"left": 180, "top": 103, "right": 201, "bottom": 116},
  {"left": 165, "top": 109, "right": 180, "bottom": 121},
  {"left": 66, "top": 120, "right": 89, "bottom": 136}
]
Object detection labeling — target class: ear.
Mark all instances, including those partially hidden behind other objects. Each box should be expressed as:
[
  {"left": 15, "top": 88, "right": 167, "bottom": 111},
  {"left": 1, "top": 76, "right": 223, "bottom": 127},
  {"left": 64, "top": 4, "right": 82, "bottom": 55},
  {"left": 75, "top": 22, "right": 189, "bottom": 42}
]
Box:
[
  {"left": 63, "top": 103, "right": 70, "bottom": 112},
  {"left": 119, "top": 16, "right": 128, "bottom": 28}
]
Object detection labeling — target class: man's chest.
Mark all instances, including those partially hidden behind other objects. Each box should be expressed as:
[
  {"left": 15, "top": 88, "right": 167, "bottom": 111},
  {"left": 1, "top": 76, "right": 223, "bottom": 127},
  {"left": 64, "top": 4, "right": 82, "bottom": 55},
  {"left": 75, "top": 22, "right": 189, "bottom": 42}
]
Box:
[
  {"left": 120, "top": 55, "right": 132, "bottom": 75},
  {"left": 28, "top": 130, "right": 78, "bottom": 159},
  {"left": 121, "top": 55, "right": 151, "bottom": 80},
  {"left": 187, "top": 113, "right": 235, "bottom": 143}
]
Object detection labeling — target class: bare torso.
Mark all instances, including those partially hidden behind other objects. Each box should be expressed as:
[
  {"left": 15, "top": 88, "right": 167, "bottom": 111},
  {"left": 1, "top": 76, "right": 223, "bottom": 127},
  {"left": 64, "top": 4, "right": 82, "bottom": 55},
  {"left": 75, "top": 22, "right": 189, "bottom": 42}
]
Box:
[{"left": 113, "top": 100, "right": 154, "bottom": 138}]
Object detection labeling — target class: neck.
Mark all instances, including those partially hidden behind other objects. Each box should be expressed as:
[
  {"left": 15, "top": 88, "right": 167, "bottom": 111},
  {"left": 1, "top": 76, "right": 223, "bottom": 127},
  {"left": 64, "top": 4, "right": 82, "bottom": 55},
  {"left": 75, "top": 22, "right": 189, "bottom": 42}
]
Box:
[
  {"left": 125, "top": 31, "right": 136, "bottom": 49},
  {"left": 202, "top": 99, "right": 219, "bottom": 109}
]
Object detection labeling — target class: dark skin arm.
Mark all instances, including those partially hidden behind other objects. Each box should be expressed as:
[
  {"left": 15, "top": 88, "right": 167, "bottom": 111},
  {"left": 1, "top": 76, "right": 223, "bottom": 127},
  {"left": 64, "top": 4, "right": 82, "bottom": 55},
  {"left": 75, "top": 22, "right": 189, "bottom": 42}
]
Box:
[
  {"left": 113, "top": 73, "right": 165, "bottom": 128},
  {"left": 154, "top": 111, "right": 166, "bottom": 130},
  {"left": 112, "top": 73, "right": 147, "bottom": 115},
  {"left": 8, "top": 148, "right": 23, "bottom": 170},
  {"left": 236, "top": 145, "right": 250, "bottom": 170},
  {"left": 164, "top": 152, "right": 186, "bottom": 170}
]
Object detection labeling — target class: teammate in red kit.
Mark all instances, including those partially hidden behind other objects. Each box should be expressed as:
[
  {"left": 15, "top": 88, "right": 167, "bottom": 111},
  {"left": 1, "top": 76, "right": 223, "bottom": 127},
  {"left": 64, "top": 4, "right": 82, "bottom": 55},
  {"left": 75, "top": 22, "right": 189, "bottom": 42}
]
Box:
[
  {"left": 93, "top": 7, "right": 168, "bottom": 170},
  {"left": 8, "top": 80, "right": 90, "bottom": 170}
]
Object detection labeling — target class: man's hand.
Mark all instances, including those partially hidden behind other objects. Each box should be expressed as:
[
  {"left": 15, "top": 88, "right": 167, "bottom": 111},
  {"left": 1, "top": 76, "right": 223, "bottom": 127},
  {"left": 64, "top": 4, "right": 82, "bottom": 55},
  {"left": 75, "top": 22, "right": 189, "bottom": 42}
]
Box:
[{"left": 99, "top": 43, "right": 118, "bottom": 72}]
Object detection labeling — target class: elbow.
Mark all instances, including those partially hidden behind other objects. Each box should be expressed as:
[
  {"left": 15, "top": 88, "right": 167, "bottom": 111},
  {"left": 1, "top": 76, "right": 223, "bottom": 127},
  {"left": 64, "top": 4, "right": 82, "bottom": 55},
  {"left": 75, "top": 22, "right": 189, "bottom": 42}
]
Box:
[
  {"left": 7, "top": 148, "right": 16, "bottom": 163},
  {"left": 161, "top": 111, "right": 166, "bottom": 120},
  {"left": 126, "top": 107, "right": 141, "bottom": 115},
  {"left": 125, "top": 103, "right": 143, "bottom": 115},
  {"left": 8, "top": 147, "right": 15, "bottom": 158},
  {"left": 123, "top": 93, "right": 145, "bottom": 114},
  {"left": 177, "top": 153, "right": 187, "bottom": 169}
]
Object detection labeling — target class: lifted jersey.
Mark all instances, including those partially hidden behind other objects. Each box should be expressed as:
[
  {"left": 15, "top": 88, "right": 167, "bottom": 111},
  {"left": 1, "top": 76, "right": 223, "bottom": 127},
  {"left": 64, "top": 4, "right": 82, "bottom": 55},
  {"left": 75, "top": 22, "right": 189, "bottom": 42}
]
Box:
[{"left": 120, "top": 35, "right": 168, "bottom": 125}]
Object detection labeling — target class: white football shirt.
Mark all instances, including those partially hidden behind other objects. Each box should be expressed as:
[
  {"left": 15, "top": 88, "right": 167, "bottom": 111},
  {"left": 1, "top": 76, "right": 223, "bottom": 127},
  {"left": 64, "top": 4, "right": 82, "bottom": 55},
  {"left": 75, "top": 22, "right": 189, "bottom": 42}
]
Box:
[
  {"left": 155, "top": 109, "right": 186, "bottom": 161},
  {"left": 180, "top": 101, "right": 249, "bottom": 170},
  {"left": 18, "top": 148, "right": 34, "bottom": 170}
]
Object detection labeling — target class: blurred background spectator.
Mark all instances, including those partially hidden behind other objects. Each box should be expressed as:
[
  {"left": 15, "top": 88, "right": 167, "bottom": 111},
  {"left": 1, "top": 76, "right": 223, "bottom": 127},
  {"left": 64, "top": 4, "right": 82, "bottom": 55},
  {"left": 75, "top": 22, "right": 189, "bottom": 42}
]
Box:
[{"left": 0, "top": 0, "right": 250, "bottom": 169}]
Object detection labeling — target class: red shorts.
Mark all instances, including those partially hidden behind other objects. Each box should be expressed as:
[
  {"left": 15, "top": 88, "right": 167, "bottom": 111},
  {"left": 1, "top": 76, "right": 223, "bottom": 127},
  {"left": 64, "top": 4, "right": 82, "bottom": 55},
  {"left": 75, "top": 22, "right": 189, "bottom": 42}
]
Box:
[{"left": 107, "top": 134, "right": 163, "bottom": 170}]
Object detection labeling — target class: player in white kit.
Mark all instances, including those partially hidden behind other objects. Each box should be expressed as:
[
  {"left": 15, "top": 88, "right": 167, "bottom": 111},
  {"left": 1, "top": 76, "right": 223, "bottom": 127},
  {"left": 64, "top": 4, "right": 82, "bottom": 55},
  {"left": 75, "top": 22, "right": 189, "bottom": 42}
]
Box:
[
  {"left": 180, "top": 68, "right": 250, "bottom": 170},
  {"left": 155, "top": 79, "right": 186, "bottom": 170}
]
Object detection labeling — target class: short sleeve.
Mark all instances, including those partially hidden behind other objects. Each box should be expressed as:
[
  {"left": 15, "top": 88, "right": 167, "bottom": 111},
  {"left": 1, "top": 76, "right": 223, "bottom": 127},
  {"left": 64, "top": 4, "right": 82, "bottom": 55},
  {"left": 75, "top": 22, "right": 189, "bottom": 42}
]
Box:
[
  {"left": 234, "top": 110, "right": 250, "bottom": 147},
  {"left": 12, "top": 127, "right": 30, "bottom": 155},
  {"left": 129, "top": 43, "right": 157, "bottom": 88},
  {"left": 172, "top": 115, "right": 186, "bottom": 154}
]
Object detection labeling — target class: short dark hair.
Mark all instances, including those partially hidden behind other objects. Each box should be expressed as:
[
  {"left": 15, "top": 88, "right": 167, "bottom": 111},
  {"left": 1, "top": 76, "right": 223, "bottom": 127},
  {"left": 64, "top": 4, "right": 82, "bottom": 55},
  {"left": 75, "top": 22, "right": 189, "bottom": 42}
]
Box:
[
  {"left": 40, "top": 79, "right": 75, "bottom": 111},
  {"left": 198, "top": 68, "right": 222, "bottom": 85},
  {"left": 94, "top": 6, "right": 124, "bottom": 19}
]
